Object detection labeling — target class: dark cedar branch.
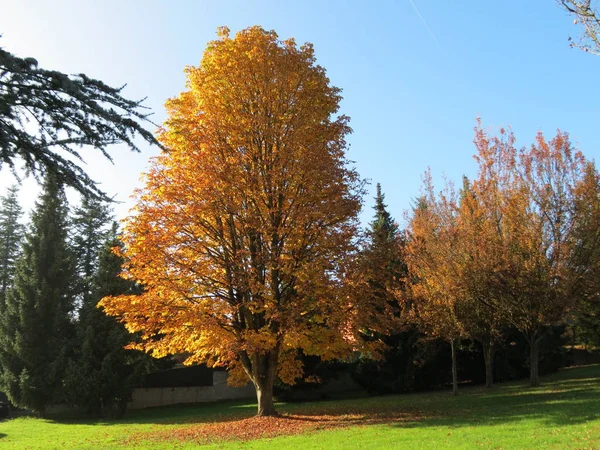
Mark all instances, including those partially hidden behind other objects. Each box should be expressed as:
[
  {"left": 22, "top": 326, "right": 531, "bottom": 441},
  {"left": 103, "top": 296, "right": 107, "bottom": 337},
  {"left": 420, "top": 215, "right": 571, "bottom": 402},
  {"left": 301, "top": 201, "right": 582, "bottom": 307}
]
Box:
[{"left": 0, "top": 45, "right": 162, "bottom": 199}]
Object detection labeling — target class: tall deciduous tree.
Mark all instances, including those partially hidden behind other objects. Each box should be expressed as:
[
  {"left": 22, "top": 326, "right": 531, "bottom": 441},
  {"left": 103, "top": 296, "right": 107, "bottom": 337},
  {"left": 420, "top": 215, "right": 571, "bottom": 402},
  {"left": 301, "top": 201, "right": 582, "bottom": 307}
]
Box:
[
  {"left": 406, "top": 176, "right": 465, "bottom": 396},
  {"left": 407, "top": 173, "right": 505, "bottom": 392},
  {"left": 469, "top": 122, "right": 591, "bottom": 387},
  {"left": 0, "top": 44, "right": 161, "bottom": 199},
  {"left": 455, "top": 176, "right": 505, "bottom": 388},
  {"left": 0, "top": 174, "right": 74, "bottom": 414},
  {"left": 570, "top": 164, "right": 600, "bottom": 347},
  {"left": 100, "top": 26, "right": 364, "bottom": 416},
  {"left": 0, "top": 185, "right": 24, "bottom": 305}
]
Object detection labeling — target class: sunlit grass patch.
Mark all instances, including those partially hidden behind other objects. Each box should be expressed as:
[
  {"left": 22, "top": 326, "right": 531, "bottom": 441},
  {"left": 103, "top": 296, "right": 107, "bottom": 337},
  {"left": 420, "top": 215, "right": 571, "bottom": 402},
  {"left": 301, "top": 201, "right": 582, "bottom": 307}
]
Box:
[{"left": 1, "top": 364, "right": 599, "bottom": 449}]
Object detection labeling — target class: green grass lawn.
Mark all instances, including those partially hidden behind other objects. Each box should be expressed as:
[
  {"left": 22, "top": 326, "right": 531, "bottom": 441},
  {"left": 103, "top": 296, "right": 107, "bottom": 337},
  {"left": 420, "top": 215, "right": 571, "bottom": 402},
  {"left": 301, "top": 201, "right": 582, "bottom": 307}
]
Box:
[{"left": 1, "top": 365, "right": 600, "bottom": 449}]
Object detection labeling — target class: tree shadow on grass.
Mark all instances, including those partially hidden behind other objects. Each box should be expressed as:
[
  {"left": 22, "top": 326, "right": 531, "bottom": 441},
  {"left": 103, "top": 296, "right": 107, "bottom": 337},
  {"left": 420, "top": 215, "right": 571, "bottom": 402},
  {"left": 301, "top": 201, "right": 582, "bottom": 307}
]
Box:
[
  {"left": 38, "top": 365, "right": 600, "bottom": 434},
  {"left": 122, "top": 378, "right": 600, "bottom": 448},
  {"left": 270, "top": 365, "right": 600, "bottom": 432},
  {"left": 385, "top": 369, "right": 600, "bottom": 431},
  {"left": 37, "top": 398, "right": 258, "bottom": 427},
  {"left": 0, "top": 433, "right": 6, "bottom": 439}
]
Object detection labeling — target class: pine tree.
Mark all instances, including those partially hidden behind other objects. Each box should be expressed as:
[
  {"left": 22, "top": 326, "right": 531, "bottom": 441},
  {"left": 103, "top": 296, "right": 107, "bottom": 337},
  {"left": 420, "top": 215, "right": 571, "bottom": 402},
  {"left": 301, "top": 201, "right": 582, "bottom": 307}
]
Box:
[
  {"left": 353, "top": 184, "right": 418, "bottom": 393},
  {"left": 65, "top": 223, "right": 148, "bottom": 417},
  {"left": 70, "top": 197, "right": 112, "bottom": 309},
  {"left": 0, "top": 174, "right": 75, "bottom": 415},
  {"left": 367, "top": 184, "right": 405, "bottom": 280},
  {"left": 0, "top": 185, "right": 24, "bottom": 305},
  {"left": 361, "top": 184, "right": 406, "bottom": 318}
]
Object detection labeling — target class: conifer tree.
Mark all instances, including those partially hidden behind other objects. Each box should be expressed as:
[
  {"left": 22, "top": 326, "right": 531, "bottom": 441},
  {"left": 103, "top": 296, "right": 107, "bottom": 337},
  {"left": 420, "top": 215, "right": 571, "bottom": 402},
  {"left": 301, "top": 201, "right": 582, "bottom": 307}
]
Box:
[
  {"left": 65, "top": 224, "right": 147, "bottom": 417},
  {"left": 0, "top": 45, "right": 161, "bottom": 200},
  {"left": 353, "top": 184, "right": 417, "bottom": 393},
  {"left": 367, "top": 184, "right": 405, "bottom": 281},
  {"left": 0, "top": 185, "right": 24, "bottom": 305},
  {"left": 362, "top": 184, "right": 406, "bottom": 317},
  {"left": 70, "top": 197, "right": 112, "bottom": 308},
  {"left": 0, "top": 174, "right": 74, "bottom": 415}
]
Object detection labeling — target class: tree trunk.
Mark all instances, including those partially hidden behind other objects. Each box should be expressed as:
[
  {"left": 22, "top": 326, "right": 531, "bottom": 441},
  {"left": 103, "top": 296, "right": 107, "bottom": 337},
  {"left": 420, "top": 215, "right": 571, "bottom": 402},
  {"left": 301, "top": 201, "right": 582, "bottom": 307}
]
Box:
[
  {"left": 482, "top": 342, "right": 494, "bottom": 388},
  {"left": 255, "top": 377, "right": 277, "bottom": 416},
  {"left": 529, "top": 335, "right": 541, "bottom": 387},
  {"left": 451, "top": 339, "right": 458, "bottom": 396},
  {"left": 241, "top": 348, "right": 280, "bottom": 417}
]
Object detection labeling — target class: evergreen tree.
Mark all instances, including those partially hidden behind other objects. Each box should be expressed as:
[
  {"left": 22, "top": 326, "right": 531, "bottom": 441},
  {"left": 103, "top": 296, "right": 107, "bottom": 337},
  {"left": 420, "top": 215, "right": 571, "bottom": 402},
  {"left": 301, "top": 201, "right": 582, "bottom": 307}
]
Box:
[
  {"left": 360, "top": 184, "right": 406, "bottom": 320},
  {"left": 0, "top": 185, "right": 24, "bottom": 305},
  {"left": 366, "top": 184, "right": 405, "bottom": 282},
  {"left": 0, "top": 174, "right": 75, "bottom": 415},
  {"left": 353, "top": 184, "right": 418, "bottom": 393},
  {"left": 0, "top": 45, "right": 161, "bottom": 200},
  {"left": 65, "top": 224, "right": 148, "bottom": 417},
  {"left": 70, "top": 197, "right": 112, "bottom": 309}
]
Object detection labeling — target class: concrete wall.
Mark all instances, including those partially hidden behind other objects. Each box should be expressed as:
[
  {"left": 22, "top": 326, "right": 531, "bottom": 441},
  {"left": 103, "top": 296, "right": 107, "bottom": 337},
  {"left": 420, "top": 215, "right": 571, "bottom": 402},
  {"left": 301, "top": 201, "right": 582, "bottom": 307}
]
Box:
[{"left": 128, "top": 371, "right": 255, "bottom": 409}]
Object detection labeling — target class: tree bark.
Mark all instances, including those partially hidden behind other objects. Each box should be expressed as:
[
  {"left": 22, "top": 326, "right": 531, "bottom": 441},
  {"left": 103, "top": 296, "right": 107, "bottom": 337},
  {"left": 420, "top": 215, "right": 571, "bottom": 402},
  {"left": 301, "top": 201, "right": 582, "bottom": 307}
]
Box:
[
  {"left": 255, "top": 377, "right": 277, "bottom": 416},
  {"left": 451, "top": 339, "right": 458, "bottom": 396},
  {"left": 482, "top": 341, "right": 494, "bottom": 388},
  {"left": 242, "top": 348, "right": 280, "bottom": 417},
  {"left": 529, "top": 335, "right": 541, "bottom": 387}
]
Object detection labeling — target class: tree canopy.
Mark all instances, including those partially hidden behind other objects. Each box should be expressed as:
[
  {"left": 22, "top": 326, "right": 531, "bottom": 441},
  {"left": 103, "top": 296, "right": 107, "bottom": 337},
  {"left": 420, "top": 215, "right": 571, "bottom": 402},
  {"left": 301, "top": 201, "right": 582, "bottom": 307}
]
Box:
[
  {"left": 406, "top": 121, "right": 599, "bottom": 388},
  {"left": 0, "top": 185, "right": 24, "bottom": 304},
  {"left": 100, "top": 26, "right": 365, "bottom": 416}
]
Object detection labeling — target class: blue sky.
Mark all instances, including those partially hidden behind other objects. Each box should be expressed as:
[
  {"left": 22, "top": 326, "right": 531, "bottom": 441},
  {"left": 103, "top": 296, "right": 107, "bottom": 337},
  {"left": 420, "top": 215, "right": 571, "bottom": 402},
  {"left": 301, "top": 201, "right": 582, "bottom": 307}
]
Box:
[{"left": 1, "top": 0, "right": 599, "bottom": 226}]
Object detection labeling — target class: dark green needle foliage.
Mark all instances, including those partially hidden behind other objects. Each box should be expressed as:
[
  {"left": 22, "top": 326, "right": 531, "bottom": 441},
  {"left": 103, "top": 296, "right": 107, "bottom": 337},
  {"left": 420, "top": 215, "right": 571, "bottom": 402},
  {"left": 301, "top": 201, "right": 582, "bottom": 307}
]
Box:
[
  {"left": 363, "top": 184, "right": 406, "bottom": 317},
  {"left": 0, "top": 44, "right": 161, "bottom": 200},
  {"left": 0, "top": 184, "right": 24, "bottom": 305},
  {"left": 70, "top": 197, "right": 112, "bottom": 308},
  {"left": 65, "top": 223, "right": 150, "bottom": 418},
  {"left": 0, "top": 174, "right": 75, "bottom": 415},
  {"left": 353, "top": 184, "right": 419, "bottom": 394}
]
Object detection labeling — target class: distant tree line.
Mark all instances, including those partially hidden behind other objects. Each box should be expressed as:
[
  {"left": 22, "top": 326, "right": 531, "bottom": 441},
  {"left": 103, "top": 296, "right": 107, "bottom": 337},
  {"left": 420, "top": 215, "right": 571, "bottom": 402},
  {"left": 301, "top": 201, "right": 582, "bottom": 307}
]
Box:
[{"left": 3, "top": 165, "right": 595, "bottom": 418}]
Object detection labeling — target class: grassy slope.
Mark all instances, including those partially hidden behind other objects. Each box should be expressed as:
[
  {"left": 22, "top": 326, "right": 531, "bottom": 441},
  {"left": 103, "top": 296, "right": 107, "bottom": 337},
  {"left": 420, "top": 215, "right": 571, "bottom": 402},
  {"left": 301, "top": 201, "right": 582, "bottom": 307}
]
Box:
[{"left": 1, "top": 365, "right": 599, "bottom": 449}]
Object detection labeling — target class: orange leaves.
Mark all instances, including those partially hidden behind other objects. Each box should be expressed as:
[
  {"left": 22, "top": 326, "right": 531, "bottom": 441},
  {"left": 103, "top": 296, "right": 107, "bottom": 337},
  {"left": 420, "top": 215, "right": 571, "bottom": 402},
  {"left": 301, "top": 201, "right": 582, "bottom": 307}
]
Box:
[
  {"left": 242, "top": 328, "right": 278, "bottom": 354},
  {"left": 99, "top": 26, "right": 363, "bottom": 405},
  {"left": 126, "top": 402, "right": 428, "bottom": 446},
  {"left": 405, "top": 173, "right": 465, "bottom": 342},
  {"left": 407, "top": 121, "right": 598, "bottom": 356}
]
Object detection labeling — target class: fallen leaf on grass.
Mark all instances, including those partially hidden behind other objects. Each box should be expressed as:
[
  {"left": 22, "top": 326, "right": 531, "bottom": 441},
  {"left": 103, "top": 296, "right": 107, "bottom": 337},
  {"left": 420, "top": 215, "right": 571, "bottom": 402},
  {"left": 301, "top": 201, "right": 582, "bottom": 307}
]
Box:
[{"left": 126, "top": 410, "right": 428, "bottom": 445}]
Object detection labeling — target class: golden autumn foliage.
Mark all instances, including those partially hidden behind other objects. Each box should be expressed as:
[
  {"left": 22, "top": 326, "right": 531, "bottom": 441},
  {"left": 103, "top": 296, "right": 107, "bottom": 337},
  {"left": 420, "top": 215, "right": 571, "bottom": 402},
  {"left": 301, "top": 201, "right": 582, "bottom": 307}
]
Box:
[
  {"left": 407, "top": 120, "right": 600, "bottom": 389},
  {"left": 99, "top": 26, "right": 364, "bottom": 416},
  {"left": 468, "top": 122, "right": 594, "bottom": 386},
  {"left": 405, "top": 173, "right": 465, "bottom": 395}
]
